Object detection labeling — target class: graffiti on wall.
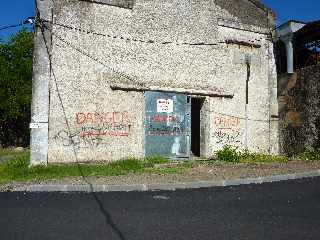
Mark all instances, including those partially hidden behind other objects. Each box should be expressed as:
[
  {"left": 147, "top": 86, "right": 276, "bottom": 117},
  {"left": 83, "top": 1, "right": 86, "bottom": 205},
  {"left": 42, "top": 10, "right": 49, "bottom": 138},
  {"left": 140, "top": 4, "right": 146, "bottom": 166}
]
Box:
[
  {"left": 146, "top": 113, "right": 186, "bottom": 136},
  {"left": 213, "top": 114, "right": 242, "bottom": 145},
  {"left": 53, "top": 129, "right": 106, "bottom": 149},
  {"left": 76, "top": 112, "right": 132, "bottom": 137},
  {"left": 53, "top": 111, "right": 132, "bottom": 149}
]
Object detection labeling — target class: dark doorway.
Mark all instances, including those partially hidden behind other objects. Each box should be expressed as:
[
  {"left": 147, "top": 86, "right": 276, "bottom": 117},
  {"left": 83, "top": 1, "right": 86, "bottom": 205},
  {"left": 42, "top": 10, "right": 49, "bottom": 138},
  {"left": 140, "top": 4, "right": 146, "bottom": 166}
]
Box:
[{"left": 191, "top": 98, "right": 204, "bottom": 157}]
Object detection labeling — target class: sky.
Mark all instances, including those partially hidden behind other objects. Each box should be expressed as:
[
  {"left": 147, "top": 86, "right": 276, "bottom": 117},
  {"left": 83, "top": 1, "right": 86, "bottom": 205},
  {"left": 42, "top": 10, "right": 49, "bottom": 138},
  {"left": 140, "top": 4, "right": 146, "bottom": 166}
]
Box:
[
  {"left": 262, "top": 0, "right": 320, "bottom": 24},
  {"left": 0, "top": 0, "right": 319, "bottom": 40}
]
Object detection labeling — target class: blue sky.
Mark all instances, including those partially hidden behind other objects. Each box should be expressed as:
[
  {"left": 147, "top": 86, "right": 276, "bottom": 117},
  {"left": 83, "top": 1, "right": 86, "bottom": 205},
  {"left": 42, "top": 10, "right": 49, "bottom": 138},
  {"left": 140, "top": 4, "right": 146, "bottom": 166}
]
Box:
[
  {"left": 0, "top": 0, "right": 34, "bottom": 41},
  {"left": 0, "top": 0, "right": 319, "bottom": 40},
  {"left": 262, "top": 0, "right": 320, "bottom": 24}
]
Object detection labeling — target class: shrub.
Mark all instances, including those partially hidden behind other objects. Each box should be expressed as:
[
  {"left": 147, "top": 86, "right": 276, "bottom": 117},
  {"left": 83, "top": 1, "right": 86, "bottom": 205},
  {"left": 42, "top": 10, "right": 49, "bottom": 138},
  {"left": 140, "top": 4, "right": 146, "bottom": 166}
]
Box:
[
  {"left": 215, "top": 145, "right": 240, "bottom": 163},
  {"left": 215, "top": 146, "right": 288, "bottom": 164},
  {"left": 297, "top": 150, "right": 320, "bottom": 161}
]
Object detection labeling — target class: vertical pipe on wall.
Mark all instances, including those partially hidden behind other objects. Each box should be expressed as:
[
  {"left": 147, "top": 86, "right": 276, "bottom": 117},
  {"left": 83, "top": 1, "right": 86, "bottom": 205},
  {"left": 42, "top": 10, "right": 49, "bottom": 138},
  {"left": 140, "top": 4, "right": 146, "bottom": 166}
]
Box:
[
  {"left": 283, "top": 38, "right": 294, "bottom": 73},
  {"left": 245, "top": 55, "right": 251, "bottom": 151}
]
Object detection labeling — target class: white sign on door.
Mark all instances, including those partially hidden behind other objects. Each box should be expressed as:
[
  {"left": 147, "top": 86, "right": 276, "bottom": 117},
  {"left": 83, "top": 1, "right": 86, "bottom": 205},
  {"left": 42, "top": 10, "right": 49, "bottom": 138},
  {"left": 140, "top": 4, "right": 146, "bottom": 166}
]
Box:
[{"left": 157, "top": 99, "right": 173, "bottom": 113}]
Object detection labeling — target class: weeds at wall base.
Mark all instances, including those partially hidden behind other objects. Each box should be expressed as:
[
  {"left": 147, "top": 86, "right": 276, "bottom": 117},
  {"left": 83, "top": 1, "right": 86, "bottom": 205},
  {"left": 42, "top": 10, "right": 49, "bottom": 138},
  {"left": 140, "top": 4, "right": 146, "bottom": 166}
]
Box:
[
  {"left": 295, "top": 150, "right": 320, "bottom": 161},
  {"left": 214, "top": 145, "right": 289, "bottom": 163}
]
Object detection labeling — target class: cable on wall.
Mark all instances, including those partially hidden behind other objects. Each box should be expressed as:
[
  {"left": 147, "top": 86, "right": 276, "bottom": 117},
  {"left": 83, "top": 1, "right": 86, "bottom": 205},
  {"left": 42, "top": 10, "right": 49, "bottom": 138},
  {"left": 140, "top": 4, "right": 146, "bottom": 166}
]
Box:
[{"left": 41, "top": 19, "right": 222, "bottom": 47}]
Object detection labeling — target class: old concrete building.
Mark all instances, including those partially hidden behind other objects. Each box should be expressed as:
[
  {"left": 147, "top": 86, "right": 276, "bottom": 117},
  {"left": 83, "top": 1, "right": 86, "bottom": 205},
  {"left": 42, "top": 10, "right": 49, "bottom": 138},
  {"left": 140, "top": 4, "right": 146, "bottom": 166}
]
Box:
[{"left": 30, "top": 0, "right": 279, "bottom": 164}]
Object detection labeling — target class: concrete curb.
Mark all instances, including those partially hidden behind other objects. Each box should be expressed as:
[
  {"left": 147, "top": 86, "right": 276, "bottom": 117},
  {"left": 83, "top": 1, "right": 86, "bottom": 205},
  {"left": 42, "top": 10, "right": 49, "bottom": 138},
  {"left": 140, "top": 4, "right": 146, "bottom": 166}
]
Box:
[{"left": 10, "top": 169, "right": 320, "bottom": 193}]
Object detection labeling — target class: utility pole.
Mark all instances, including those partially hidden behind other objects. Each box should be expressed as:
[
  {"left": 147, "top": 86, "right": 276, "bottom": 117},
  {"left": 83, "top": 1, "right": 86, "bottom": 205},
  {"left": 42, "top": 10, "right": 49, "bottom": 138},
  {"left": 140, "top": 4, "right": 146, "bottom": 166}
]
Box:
[{"left": 29, "top": 0, "right": 53, "bottom": 165}]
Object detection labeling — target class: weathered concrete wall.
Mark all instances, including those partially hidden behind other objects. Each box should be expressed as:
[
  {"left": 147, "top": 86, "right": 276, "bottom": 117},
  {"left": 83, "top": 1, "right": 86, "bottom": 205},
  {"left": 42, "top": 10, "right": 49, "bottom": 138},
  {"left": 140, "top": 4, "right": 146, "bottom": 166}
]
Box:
[
  {"left": 46, "top": 0, "right": 277, "bottom": 162},
  {"left": 215, "top": 0, "right": 272, "bottom": 29},
  {"left": 208, "top": 25, "right": 278, "bottom": 154},
  {"left": 279, "top": 65, "right": 320, "bottom": 155}
]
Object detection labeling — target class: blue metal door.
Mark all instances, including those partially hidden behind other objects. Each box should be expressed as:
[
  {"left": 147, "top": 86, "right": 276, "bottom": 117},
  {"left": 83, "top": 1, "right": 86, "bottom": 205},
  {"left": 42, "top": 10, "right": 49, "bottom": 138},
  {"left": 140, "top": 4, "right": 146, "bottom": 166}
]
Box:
[{"left": 145, "top": 91, "right": 191, "bottom": 158}]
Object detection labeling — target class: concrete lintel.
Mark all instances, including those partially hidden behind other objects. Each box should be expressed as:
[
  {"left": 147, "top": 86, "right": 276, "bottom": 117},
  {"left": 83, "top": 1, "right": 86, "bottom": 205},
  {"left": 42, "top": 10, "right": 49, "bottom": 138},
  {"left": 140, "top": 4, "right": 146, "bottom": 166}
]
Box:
[
  {"left": 79, "top": 0, "right": 134, "bottom": 9},
  {"left": 110, "top": 84, "right": 234, "bottom": 98}
]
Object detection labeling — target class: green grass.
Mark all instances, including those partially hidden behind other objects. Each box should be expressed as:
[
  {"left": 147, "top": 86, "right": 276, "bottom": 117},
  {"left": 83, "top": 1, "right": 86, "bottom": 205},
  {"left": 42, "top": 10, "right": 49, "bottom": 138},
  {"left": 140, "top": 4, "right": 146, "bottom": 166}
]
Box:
[
  {"left": 144, "top": 155, "right": 170, "bottom": 166},
  {"left": 4, "top": 146, "right": 320, "bottom": 186},
  {"left": 0, "top": 148, "right": 29, "bottom": 160},
  {"left": 0, "top": 154, "right": 174, "bottom": 185},
  {"left": 238, "top": 152, "right": 288, "bottom": 164}
]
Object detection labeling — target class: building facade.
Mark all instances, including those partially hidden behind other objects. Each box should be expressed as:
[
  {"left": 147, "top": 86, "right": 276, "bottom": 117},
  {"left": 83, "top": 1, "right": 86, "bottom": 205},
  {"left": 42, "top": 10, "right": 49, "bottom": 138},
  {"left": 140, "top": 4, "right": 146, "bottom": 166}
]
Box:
[{"left": 30, "top": 0, "right": 279, "bottom": 164}]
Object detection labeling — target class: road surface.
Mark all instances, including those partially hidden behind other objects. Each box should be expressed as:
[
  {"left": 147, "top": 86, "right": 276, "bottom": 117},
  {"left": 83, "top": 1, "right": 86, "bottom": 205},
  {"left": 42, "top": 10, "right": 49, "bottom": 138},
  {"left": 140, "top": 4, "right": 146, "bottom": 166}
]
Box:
[{"left": 1, "top": 177, "right": 320, "bottom": 240}]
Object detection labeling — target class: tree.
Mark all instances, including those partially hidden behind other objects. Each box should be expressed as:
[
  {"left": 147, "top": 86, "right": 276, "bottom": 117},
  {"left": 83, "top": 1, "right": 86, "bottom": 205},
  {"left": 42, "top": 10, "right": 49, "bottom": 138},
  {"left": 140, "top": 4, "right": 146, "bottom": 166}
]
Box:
[{"left": 0, "top": 30, "right": 34, "bottom": 147}]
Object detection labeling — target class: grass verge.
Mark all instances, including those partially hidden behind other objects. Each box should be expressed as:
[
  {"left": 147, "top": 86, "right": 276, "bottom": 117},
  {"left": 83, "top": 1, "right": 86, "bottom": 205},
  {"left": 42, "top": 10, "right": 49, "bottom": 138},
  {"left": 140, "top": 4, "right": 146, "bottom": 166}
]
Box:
[
  {"left": 0, "top": 148, "right": 29, "bottom": 161},
  {"left": 0, "top": 154, "right": 186, "bottom": 185},
  {"left": 1, "top": 146, "right": 318, "bottom": 186}
]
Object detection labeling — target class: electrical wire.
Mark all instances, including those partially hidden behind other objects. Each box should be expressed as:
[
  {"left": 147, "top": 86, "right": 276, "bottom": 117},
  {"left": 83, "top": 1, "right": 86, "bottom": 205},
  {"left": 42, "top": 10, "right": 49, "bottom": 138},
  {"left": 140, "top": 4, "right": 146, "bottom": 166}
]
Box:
[
  {"left": 0, "top": 23, "right": 23, "bottom": 31},
  {"left": 42, "top": 19, "right": 221, "bottom": 47},
  {"left": 0, "top": 18, "right": 35, "bottom": 31},
  {"left": 53, "top": 32, "right": 134, "bottom": 83}
]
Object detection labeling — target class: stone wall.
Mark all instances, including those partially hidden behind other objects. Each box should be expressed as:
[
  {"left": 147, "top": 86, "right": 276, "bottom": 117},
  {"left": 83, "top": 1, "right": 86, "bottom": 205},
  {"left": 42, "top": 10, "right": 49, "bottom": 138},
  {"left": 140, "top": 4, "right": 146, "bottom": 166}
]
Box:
[
  {"left": 44, "top": 0, "right": 278, "bottom": 163},
  {"left": 279, "top": 65, "right": 320, "bottom": 155}
]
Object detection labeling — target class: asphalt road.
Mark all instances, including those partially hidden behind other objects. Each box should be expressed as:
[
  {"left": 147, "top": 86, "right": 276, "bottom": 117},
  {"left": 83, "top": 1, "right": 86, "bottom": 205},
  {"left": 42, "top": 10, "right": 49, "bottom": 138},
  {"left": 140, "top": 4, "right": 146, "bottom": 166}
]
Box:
[{"left": 1, "top": 177, "right": 320, "bottom": 240}]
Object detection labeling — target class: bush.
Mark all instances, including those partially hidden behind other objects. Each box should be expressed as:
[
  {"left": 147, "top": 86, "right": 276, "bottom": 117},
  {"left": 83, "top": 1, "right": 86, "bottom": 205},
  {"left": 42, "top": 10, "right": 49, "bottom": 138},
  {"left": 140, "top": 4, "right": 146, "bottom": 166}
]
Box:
[
  {"left": 215, "top": 146, "right": 288, "bottom": 163},
  {"left": 215, "top": 145, "right": 240, "bottom": 163},
  {"left": 297, "top": 150, "right": 320, "bottom": 161}
]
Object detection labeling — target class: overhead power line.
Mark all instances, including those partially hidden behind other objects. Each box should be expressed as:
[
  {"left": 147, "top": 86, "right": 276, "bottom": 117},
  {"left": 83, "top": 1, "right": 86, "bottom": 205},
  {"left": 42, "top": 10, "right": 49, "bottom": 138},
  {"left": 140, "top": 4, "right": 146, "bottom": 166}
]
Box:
[{"left": 0, "top": 17, "right": 35, "bottom": 31}]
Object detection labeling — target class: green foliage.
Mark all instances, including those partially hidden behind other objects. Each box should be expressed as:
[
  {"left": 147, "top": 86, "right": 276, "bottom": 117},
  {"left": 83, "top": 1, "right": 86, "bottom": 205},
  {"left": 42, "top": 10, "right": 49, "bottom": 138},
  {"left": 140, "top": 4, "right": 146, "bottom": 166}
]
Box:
[
  {"left": 297, "top": 150, "right": 320, "bottom": 161},
  {"left": 239, "top": 152, "right": 288, "bottom": 163},
  {"left": 0, "top": 29, "right": 34, "bottom": 147},
  {"left": 215, "top": 145, "right": 241, "bottom": 163},
  {"left": 215, "top": 145, "right": 288, "bottom": 163},
  {"left": 144, "top": 155, "right": 169, "bottom": 165},
  {"left": 3, "top": 155, "right": 30, "bottom": 179},
  {"left": 0, "top": 148, "right": 28, "bottom": 158}
]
